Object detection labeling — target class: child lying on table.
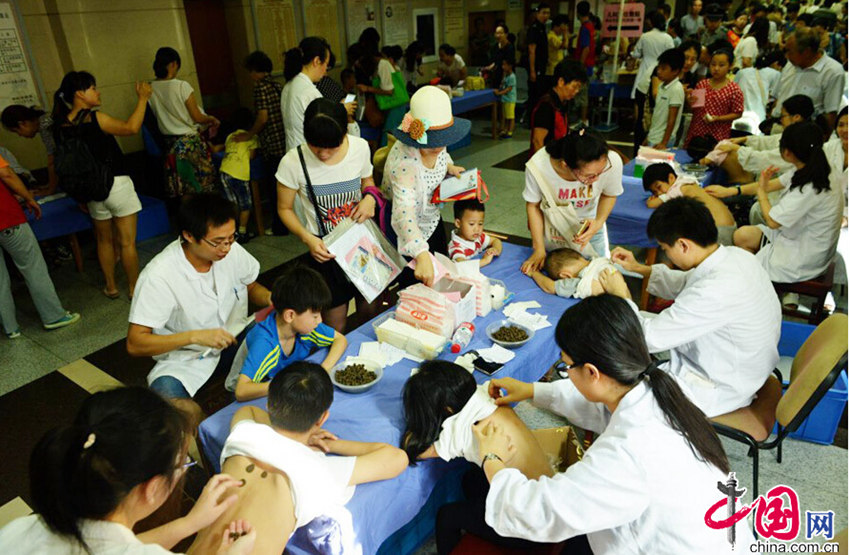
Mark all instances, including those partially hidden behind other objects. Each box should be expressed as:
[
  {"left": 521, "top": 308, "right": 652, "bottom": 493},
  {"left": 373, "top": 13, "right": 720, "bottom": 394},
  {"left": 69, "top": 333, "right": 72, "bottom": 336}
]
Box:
[
  {"left": 226, "top": 265, "right": 347, "bottom": 401},
  {"left": 643, "top": 162, "right": 737, "bottom": 246},
  {"left": 401, "top": 361, "right": 556, "bottom": 553},
  {"left": 189, "top": 362, "right": 408, "bottom": 555},
  {"left": 526, "top": 247, "right": 623, "bottom": 299}
]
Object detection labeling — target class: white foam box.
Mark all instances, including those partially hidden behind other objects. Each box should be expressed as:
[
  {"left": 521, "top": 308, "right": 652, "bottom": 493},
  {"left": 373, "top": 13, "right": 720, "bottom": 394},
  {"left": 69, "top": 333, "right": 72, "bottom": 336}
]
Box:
[
  {"left": 431, "top": 277, "right": 477, "bottom": 327},
  {"left": 434, "top": 253, "right": 491, "bottom": 317},
  {"left": 372, "top": 311, "right": 446, "bottom": 360}
]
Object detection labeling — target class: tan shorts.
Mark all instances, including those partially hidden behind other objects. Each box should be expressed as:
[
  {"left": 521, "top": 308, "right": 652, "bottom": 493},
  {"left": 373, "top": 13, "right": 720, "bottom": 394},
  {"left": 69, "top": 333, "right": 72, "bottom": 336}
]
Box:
[{"left": 87, "top": 175, "right": 141, "bottom": 221}]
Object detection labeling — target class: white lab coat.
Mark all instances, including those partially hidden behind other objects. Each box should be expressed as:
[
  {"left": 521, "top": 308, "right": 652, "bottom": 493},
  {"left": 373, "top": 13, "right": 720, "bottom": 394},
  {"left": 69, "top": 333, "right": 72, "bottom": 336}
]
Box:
[
  {"left": 485, "top": 380, "right": 748, "bottom": 554},
  {"left": 631, "top": 29, "right": 675, "bottom": 97},
  {"left": 635, "top": 246, "right": 782, "bottom": 417},
  {"left": 129, "top": 239, "right": 260, "bottom": 396}
]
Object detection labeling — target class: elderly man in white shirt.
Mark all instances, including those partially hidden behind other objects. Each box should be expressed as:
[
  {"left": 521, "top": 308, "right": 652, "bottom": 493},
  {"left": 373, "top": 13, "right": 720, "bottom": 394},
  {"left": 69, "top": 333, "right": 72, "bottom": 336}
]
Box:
[
  {"left": 771, "top": 28, "right": 846, "bottom": 129},
  {"left": 608, "top": 197, "right": 782, "bottom": 417},
  {"left": 127, "top": 193, "right": 272, "bottom": 426}
]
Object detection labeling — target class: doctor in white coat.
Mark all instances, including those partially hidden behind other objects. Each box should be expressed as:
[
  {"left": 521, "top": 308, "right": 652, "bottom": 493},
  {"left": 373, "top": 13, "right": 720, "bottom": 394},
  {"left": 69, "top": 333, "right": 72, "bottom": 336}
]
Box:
[
  {"left": 609, "top": 197, "right": 781, "bottom": 417},
  {"left": 476, "top": 295, "right": 746, "bottom": 554}
]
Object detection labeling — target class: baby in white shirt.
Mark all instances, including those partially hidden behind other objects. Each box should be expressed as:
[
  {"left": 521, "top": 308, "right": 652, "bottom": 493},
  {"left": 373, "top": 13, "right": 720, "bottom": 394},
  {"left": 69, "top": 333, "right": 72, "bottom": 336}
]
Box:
[{"left": 529, "top": 248, "right": 622, "bottom": 299}]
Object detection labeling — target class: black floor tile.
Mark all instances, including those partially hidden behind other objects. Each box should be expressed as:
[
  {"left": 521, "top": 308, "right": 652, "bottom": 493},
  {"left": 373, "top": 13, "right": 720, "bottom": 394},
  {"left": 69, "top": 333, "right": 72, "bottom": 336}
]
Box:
[
  {"left": 493, "top": 150, "right": 530, "bottom": 171},
  {"left": 0, "top": 372, "right": 89, "bottom": 506}
]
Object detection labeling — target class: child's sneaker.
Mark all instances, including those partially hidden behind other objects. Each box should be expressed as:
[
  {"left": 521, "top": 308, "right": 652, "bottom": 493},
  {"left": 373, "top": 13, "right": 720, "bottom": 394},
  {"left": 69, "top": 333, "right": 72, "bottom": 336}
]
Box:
[
  {"left": 5, "top": 329, "right": 20, "bottom": 339},
  {"left": 44, "top": 312, "right": 81, "bottom": 330},
  {"left": 499, "top": 132, "right": 513, "bottom": 140}
]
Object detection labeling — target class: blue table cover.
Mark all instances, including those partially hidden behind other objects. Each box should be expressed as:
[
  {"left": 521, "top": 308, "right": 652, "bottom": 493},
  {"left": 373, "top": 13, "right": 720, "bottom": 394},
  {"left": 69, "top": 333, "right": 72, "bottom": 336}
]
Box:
[
  {"left": 197, "top": 242, "right": 576, "bottom": 554},
  {"left": 450, "top": 89, "right": 497, "bottom": 115}
]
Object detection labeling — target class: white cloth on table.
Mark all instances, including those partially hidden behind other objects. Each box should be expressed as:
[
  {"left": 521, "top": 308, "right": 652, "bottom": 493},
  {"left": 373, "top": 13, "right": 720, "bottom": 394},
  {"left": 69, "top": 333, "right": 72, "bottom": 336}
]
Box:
[
  {"left": 0, "top": 515, "right": 170, "bottom": 554},
  {"left": 221, "top": 420, "right": 356, "bottom": 530},
  {"left": 433, "top": 382, "right": 498, "bottom": 463},
  {"left": 632, "top": 246, "right": 782, "bottom": 417},
  {"left": 281, "top": 72, "right": 323, "bottom": 152},
  {"left": 149, "top": 79, "right": 199, "bottom": 136},
  {"left": 757, "top": 169, "right": 844, "bottom": 282},
  {"left": 484, "top": 379, "right": 744, "bottom": 554},
  {"left": 129, "top": 239, "right": 259, "bottom": 396}
]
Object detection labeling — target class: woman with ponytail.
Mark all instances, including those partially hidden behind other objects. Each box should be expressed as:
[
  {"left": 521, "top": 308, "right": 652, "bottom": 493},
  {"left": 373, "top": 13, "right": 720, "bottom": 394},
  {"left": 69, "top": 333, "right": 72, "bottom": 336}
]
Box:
[
  {"left": 521, "top": 128, "right": 623, "bottom": 274},
  {"left": 281, "top": 37, "right": 353, "bottom": 152},
  {"left": 734, "top": 121, "right": 843, "bottom": 282},
  {"left": 0, "top": 387, "right": 254, "bottom": 554},
  {"left": 52, "top": 70, "right": 149, "bottom": 300},
  {"left": 149, "top": 47, "right": 220, "bottom": 198},
  {"left": 474, "top": 295, "right": 739, "bottom": 553}
]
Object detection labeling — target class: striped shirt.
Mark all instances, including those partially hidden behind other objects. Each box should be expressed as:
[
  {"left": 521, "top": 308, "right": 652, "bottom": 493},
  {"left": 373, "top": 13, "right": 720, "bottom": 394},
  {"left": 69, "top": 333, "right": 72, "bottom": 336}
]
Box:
[{"left": 240, "top": 312, "right": 335, "bottom": 383}]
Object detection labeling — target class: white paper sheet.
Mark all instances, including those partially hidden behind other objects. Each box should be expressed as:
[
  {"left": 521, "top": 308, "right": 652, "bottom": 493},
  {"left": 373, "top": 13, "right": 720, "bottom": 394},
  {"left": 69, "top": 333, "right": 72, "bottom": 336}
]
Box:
[
  {"left": 438, "top": 168, "right": 478, "bottom": 199},
  {"left": 477, "top": 344, "right": 516, "bottom": 364}
]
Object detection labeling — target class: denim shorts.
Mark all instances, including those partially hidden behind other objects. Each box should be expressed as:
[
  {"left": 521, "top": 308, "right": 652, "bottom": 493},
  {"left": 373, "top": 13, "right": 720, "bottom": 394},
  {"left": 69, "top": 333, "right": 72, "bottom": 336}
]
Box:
[
  {"left": 150, "top": 375, "right": 191, "bottom": 399},
  {"left": 220, "top": 173, "right": 252, "bottom": 211}
]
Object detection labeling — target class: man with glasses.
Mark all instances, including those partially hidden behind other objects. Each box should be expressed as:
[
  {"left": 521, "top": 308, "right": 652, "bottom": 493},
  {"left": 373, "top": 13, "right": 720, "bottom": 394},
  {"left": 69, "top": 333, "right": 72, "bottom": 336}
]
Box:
[{"left": 127, "top": 193, "right": 271, "bottom": 426}]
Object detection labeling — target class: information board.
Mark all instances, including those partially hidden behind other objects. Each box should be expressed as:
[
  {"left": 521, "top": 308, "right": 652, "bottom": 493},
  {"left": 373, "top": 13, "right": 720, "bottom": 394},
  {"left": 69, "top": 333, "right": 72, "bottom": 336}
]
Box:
[
  {"left": 600, "top": 2, "right": 645, "bottom": 39},
  {"left": 0, "top": 2, "right": 40, "bottom": 108}
]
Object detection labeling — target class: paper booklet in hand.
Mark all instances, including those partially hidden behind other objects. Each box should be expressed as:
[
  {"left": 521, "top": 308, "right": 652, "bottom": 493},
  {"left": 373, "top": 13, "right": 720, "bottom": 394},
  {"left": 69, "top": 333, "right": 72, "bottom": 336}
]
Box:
[
  {"left": 431, "top": 168, "right": 489, "bottom": 203},
  {"left": 323, "top": 218, "right": 406, "bottom": 303}
]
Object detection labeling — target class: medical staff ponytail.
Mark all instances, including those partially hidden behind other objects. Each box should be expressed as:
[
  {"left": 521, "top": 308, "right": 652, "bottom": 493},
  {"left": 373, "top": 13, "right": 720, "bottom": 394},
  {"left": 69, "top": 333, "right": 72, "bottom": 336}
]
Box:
[
  {"left": 780, "top": 121, "right": 831, "bottom": 194},
  {"left": 555, "top": 295, "right": 730, "bottom": 474},
  {"left": 401, "top": 361, "right": 477, "bottom": 464},
  {"left": 30, "top": 387, "right": 188, "bottom": 550},
  {"left": 284, "top": 37, "right": 331, "bottom": 81}
]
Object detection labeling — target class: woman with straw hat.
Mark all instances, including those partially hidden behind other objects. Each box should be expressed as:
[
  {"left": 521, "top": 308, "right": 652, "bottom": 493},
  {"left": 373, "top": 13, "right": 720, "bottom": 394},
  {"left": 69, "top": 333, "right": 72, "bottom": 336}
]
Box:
[{"left": 381, "top": 86, "right": 471, "bottom": 285}]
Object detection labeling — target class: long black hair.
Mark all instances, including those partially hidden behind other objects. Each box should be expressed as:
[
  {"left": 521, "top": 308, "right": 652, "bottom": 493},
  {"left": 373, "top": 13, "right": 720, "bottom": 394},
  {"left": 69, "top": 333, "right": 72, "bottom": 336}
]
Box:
[
  {"left": 284, "top": 37, "right": 330, "bottom": 81},
  {"left": 30, "top": 387, "right": 188, "bottom": 550},
  {"left": 555, "top": 295, "right": 730, "bottom": 474},
  {"left": 403, "top": 41, "right": 424, "bottom": 73},
  {"left": 747, "top": 17, "right": 770, "bottom": 49},
  {"left": 780, "top": 121, "right": 831, "bottom": 193},
  {"left": 304, "top": 97, "right": 348, "bottom": 148},
  {"left": 545, "top": 128, "right": 609, "bottom": 171},
  {"left": 401, "top": 360, "right": 477, "bottom": 464},
  {"left": 1, "top": 105, "right": 45, "bottom": 130},
  {"left": 51, "top": 71, "right": 96, "bottom": 128},
  {"left": 782, "top": 94, "right": 815, "bottom": 121},
  {"left": 153, "top": 47, "right": 181, "bottom": 78}
]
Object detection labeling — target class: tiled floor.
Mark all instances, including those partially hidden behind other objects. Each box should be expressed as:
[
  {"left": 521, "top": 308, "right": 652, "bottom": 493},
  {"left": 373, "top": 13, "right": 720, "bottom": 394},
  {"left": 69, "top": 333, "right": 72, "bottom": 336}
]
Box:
[{"left": 1, "top": 118, "right": 846, "bottom": 550}]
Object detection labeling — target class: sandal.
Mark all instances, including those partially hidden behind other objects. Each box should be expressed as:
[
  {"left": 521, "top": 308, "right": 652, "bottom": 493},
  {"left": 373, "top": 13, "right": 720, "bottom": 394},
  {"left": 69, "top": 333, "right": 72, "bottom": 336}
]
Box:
[{"left": 103, "top": 288, "right": 120, "bottom": 300}]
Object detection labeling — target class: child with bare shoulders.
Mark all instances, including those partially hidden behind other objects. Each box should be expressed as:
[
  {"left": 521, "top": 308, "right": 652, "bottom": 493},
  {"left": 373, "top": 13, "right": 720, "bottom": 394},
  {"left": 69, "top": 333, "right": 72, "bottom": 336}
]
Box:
[
  {"left": 401, "top": 360, "right": 555, "bottom": 553},
  {"left": 189, "top": 362, "right": 408, "bottom": 554},
  {"left": 643, "top": 162, "right": 737, "bottom": 246}
]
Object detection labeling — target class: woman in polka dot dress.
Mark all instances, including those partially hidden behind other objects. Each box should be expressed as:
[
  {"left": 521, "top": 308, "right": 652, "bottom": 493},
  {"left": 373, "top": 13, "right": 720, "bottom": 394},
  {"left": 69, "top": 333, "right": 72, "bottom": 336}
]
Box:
[
  {"left": 382, "top": 86, "right": 471, "bottom": 286},
  {"left": 684, "top": 49, "right": 744, "bottom": 147}
]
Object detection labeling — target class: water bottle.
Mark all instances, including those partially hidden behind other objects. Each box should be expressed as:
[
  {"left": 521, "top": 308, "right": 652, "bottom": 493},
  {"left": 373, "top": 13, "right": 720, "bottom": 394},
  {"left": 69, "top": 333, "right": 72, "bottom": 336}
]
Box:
[{"left": 450, "top": 322, "right": 475, "bottom": 354}]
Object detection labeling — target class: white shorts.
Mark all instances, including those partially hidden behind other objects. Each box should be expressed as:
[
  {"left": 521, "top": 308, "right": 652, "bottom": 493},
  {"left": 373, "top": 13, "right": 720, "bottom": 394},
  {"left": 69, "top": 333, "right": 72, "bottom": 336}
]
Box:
[{"left": 87, "top": 175, "right": 142, "bottom": 221}]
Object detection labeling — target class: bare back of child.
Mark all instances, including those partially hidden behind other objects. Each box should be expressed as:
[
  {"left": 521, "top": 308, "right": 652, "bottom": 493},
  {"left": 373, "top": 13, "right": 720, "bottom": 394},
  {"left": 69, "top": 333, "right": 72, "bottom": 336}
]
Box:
[{"left": 189, "top": 455, "right": 296, "bottom": 555}]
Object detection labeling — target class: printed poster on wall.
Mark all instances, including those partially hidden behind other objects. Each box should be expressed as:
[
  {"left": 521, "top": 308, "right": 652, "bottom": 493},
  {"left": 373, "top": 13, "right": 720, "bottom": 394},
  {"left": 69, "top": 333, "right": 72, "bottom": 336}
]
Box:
[
  {"left": 381, "top": 0, "right": 408, "bottom": 48},
  {"left": 0, "top": 2, "right": 40, "bottom": 108},
  {"left": 346, "top": 0, "right": 379, "bottom": 47},
  {"left": 305, "top": 0, "right": 342, "bottom": 64},
  {"left": 444, "top": 3, "right": 465, "bottom": 48},
  {"left": 600, "top": 2, "right": 645, "bottom": 38},
  {"left": 255, "top": 0, "right": 298, "bottom": 71}
]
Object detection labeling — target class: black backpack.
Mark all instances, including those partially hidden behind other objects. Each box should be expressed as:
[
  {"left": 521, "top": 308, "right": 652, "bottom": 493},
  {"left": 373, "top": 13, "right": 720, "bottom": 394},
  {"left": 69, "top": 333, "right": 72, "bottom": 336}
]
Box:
[{"left": 54, "top": 110, "right": 113, "bottom": 203}]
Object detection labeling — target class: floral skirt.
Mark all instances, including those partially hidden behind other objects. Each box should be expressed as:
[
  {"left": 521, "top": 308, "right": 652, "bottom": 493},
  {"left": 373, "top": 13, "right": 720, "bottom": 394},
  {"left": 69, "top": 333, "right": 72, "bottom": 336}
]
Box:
[{"left": 163, "top": 133, "right": 217, "bottom": 197}]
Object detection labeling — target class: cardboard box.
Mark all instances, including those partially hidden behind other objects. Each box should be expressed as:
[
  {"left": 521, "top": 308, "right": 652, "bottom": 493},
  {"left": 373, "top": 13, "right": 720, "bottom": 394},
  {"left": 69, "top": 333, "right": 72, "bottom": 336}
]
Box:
[
  {"left": 431, "top": 277, "right": 477, "bottom": 327},
  {"left": 435, "top": 253, "right": 492, "bottom": 317},
  {"left": 531, "top": 426, "right": 585, "bottom": 472}
]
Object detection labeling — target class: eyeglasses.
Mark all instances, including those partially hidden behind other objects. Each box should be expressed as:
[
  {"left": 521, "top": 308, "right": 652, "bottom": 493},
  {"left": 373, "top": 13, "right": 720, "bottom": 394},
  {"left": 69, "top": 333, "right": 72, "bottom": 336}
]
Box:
[
  {"left": 201, "top": 235, "right": 236, "bottom": 250},
  {"left": 176, "top": 455, "right": 197, "bottom": 475},
  {"left": 573, "top": 159, "right": 612, "bottom": 185},
  {"left": 555, "top": 361, "right": 583, "bottom": 378}
]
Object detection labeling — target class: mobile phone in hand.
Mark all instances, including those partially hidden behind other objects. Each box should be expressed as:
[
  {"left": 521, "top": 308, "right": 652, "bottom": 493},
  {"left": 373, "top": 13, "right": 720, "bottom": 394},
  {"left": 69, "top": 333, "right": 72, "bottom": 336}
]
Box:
[
  {"left": 576, "top": 220, "right": 591, "bottom": 238},
  {"left": 344, "top": 93, "right": 356, "bottom": 104}
]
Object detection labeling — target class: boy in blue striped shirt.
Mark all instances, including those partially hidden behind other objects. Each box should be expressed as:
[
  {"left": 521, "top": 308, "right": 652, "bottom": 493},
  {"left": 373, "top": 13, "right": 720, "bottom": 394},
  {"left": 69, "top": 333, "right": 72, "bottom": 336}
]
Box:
[{"left": 235, "top": 265, "right": 347, "bottom": 401}]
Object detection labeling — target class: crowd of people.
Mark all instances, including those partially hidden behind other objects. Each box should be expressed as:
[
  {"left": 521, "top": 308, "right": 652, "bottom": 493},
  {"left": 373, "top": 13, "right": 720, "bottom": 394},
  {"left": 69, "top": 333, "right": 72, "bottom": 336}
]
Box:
[{"left": 0, "top": 0, "right": 847, "bottom": 553}]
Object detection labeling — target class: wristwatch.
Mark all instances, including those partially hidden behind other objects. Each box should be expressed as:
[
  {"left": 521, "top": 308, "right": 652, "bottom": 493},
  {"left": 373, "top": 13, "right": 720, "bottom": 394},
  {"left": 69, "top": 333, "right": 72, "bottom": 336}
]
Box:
[{"left": 482, "top": 452, "right": 504, "bottom": 467}]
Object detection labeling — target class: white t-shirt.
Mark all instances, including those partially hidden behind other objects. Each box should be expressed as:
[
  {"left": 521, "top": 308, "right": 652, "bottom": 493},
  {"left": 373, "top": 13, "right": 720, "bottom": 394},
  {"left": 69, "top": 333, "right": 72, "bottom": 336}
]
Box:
[
  {"left": 523, "top": 148, "right": 624, "bottom": 221},
  {"left": 149, "top": 79, "right": 198, "bottom": 136},
  {"left": 376, "top": 58, "right": 395, "bottom": 91},
  {"left": 276, "top": 136, "right": 372, "bottom": 236},
  {"left": 221, "top": 420, "right": 356, "bottom": 529},
  {"left": 733, "top": 36, "right": 759, "bottom": 69},
  {"left": 129, "top": 239, "right": 260, "bottom": 396},
  {"left": 646, "top": 79, "right": 685, "bottom": 145},
  {"left": 631, "top": 29, "right": 675, "bottom": 96},
  {"left": 0, "top": 515, "right": 170, "bottom": 554},
  {"left": 280, "top": 72, "right": 323, "bottom": 152},
  {"left": 438, "top": 53, "right": 466, "bottom": 84},
  {"left": 758, "top": 170, "right": 843, "bottom": 282}
]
